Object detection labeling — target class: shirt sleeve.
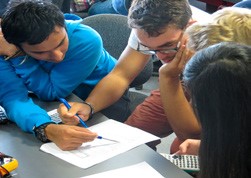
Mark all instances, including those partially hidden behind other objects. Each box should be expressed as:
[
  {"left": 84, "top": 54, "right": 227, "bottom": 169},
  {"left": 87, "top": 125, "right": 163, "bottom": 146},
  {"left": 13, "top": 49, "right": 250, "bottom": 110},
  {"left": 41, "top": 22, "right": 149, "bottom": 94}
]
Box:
[
  {"left": 0, "top": 58, "right": 52, "bottom": 133},
  {"left": 9, "top": 23, "right": 103, "bottom": 101},
  {"left": 128, "top": 31, "right": 138, "bottom": 50}
]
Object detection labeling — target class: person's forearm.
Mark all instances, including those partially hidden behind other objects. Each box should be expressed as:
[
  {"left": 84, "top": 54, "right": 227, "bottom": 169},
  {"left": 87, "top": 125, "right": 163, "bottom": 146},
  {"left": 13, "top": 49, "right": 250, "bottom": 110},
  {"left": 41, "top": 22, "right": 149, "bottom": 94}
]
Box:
[
  {"left": 4, "top": 98, "right": 51, "bottom": 133},
  {"left": 85, "top": 46, "right": 150, "bottom": 114},
  {"left": 159, "top": 75, "right": 201, "bottom": 141},
  {"left": 85, "top": 74, "right": 129, "bottom": 113}
]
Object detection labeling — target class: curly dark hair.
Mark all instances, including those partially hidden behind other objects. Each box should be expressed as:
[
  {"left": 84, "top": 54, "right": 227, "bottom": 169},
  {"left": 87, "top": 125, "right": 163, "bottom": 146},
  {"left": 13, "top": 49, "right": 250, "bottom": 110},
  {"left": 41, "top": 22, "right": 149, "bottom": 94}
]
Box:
[{"left": 128, "top": 0, "right": 192, "bottom": 37}]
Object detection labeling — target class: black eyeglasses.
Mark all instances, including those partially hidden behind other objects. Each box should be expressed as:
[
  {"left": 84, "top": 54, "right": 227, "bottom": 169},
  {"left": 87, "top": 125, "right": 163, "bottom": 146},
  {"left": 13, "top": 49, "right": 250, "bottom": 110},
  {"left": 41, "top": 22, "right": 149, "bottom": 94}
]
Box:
[
  {"left": 136, "top": 31, "right": 183, "bottom": 56},
  {"left": 137, "top": 42, "right": 180, "bottom": 55}
]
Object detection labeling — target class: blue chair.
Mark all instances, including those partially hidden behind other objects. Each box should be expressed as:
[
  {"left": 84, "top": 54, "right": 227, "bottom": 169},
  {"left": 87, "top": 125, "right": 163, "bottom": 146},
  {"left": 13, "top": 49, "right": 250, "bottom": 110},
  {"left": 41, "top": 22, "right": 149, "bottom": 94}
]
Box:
[{"left": 82, "top": 14, "right": 153, "bottom": 89}]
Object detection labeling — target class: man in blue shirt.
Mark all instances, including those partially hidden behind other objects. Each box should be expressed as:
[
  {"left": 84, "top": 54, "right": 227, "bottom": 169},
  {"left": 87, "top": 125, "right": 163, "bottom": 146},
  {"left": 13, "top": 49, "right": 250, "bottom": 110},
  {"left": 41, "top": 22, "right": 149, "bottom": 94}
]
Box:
[{"left": 0, "top": 1, "right": 130, "bottom": 150}]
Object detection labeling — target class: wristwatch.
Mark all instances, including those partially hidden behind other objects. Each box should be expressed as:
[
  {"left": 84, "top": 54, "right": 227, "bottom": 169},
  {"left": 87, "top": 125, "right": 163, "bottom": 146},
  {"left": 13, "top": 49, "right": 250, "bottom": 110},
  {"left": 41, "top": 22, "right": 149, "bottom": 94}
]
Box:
[{"left": 33, "top": 122, "right": 55, "bottom": 143}]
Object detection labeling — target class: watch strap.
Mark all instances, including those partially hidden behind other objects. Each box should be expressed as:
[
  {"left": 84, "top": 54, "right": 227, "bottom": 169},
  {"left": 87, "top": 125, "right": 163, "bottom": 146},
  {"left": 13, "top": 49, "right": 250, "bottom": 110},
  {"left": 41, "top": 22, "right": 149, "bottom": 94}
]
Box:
[{"left": 33, "top": 122, "right": 55, "bottom": 143}]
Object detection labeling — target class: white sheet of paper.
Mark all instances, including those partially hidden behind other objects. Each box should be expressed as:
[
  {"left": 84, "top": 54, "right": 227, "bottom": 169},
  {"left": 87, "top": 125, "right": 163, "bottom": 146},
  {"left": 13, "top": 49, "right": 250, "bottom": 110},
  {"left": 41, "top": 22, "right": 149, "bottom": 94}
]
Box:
[
  {"left": 40, "top": 119, "right": 159, "bottom": 169},
  {"left": 80, "top": 162, "right": 164, "bottom": 178}
]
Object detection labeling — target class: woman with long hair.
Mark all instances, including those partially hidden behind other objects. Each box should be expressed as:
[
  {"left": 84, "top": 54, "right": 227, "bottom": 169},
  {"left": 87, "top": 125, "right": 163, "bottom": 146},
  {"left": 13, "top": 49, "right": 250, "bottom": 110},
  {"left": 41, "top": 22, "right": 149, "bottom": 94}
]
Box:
[{"left": 183, "top": 42, "right": 251, "bottom": 178}]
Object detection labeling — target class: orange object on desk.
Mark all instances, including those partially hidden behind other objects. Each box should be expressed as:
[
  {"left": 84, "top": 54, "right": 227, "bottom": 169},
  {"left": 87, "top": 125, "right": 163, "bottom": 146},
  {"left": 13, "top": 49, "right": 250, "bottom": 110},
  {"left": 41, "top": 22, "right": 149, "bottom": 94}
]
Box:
[{"left": 0, "top": 153, "right": 18, "bottom": 177}]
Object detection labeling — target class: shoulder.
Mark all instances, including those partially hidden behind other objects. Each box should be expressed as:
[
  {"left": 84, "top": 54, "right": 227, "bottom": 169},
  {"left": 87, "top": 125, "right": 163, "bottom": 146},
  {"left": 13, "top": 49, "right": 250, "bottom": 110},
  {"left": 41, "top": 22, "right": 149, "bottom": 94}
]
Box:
[
  {"left": 66, "top": 22, "right": 103, "bottom": 51},
  {"left": 66, "top": 21, "right": 101, "bottom": 40},
  {"left": 66, "top": 21, "right": 102, "bottom": 49}
]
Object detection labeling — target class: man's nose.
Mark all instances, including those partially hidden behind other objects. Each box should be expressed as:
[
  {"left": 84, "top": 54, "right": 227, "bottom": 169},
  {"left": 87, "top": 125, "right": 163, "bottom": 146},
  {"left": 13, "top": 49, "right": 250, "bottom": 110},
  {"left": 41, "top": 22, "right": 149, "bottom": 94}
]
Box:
[
  {"left": 155, "top": 52, "right": 167, "bottom": 60},
  {"left": 50, "top": 50, "right": 64, "bottom": 62}
]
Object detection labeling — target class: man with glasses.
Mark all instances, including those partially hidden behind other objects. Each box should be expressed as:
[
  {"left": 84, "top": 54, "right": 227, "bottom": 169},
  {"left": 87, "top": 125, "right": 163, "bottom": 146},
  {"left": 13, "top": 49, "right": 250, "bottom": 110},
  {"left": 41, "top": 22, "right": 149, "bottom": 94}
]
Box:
[
  {"left": 136, "top": 32, "right": 184, "bottom": 63},
  {"left": 58, "top": 0, "right": 201, "bottom": 150}
]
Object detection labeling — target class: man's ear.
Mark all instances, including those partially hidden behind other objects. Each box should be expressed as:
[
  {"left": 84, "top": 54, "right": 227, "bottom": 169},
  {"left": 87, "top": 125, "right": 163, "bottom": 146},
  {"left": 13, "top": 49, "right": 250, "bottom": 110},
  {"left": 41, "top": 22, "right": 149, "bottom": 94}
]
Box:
[{"left": 186, "top": 19, "right": 197, "bottom": 28}]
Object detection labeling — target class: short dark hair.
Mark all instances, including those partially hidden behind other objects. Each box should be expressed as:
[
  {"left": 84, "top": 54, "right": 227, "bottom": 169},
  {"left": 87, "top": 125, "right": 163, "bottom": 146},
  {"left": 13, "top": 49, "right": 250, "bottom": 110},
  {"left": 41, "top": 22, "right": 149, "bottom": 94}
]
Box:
[
  {"left": 184, "top": 42, "right": 251, "bottom": 178},
  {"left": 1, "top": 0, "right": 65, "bottom": 47},
  {"left": 128, "top": 0, "right": 192, "bottom": 37}
]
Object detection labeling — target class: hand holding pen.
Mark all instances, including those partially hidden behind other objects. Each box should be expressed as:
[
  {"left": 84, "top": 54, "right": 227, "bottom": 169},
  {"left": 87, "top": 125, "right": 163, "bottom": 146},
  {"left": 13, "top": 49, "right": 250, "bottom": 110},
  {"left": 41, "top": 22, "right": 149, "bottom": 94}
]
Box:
[
  {"left": 58, "top": 101, "right": 90, "bottom": 126},
  {"left": 59, "top": 98, "right": 88, "bottom": 127},
  {"left": 59, "top": 98, "right": 118, "bottom": 143}
]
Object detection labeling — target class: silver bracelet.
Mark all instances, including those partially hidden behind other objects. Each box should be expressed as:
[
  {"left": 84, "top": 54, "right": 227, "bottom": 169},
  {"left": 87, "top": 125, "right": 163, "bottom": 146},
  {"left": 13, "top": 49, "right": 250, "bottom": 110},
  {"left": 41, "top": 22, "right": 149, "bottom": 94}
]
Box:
[{"left": 83, "top": 101, "right": 94, "bottom": 119}]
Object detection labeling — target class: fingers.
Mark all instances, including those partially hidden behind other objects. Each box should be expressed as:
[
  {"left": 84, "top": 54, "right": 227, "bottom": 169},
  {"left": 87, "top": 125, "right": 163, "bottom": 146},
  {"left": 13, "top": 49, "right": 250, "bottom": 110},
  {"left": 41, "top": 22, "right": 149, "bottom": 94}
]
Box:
[
  {"left": 159, "top": 42, "right": 193, "bottom": 79},
  {"left": 177, "top": 139, "right": 200, "bottom": 155},
  {"left": 178, "top": 140, "right": 189, "bottom": 155},
  {"left": 59, "top": 143, "right": 83, "bottom": 151},
  {"left": 48, "top": 124, "right": 98, "bottom": 151},
  {"left": 66, "top": 127, "right": 98, "bottom": 150},
  {"left": 58, "top": 102, "right": 90, "bottom": 125},
  {"left": 57, "top": 103, "right": 79, "bottom": 125},
  {"left": 68, "top": 102, "right": 91, "bottom": 121},
  {"left": 177, "top": 45, "right": 195, "bottom": 73},
  {"left": 171, "top": 44, "right": 186, "bottom": 66},
  {"left": 177, "top": 45, "right": 187, "bottom": 67},
  {"left": 58, "top": 103, "right": 73, "bottom": 117}
]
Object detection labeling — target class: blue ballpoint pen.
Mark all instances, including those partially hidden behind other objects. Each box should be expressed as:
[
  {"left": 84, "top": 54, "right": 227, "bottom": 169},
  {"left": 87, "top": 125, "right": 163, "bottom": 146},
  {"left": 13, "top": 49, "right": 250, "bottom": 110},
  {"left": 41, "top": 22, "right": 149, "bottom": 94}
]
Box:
[{"left": 59, "top": 98, "right": 119, "bottom": 143}]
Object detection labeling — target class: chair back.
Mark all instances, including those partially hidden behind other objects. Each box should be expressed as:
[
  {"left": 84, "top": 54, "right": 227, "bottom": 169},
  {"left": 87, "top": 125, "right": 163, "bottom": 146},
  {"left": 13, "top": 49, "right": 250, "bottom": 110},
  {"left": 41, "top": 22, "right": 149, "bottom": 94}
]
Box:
[
  {"left": 82, "top": 14, "right": 153, "bottom": 88},
  {"left": 83, "top": 14, "right": 130, "bottom": 59}
]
